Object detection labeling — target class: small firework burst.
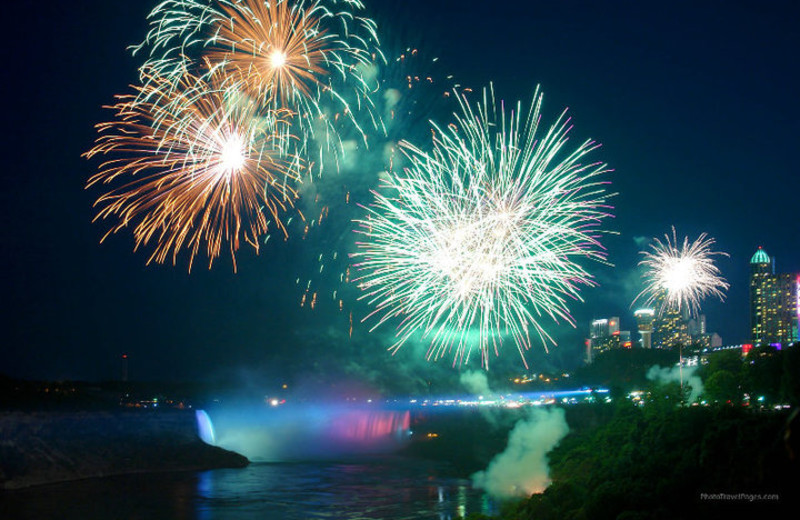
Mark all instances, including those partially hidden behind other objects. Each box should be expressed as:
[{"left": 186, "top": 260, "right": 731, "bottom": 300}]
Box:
[{"left": 634, "top": 227, "right": 729, "bottom": 316}]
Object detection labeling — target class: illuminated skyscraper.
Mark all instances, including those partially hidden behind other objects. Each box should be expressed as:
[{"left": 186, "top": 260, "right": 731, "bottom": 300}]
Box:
[
  {"left": 591, "top": 317, "right": 618, "bottom": 338},
  {"left": 749, "top": 247, "right": 799, "bottom": 345},
  {"left": 750, "top": 247, "right": 773, "bottom": 341},
  {"left": 687, "top": 314, "right": 707, "bottom": 337},
  {"left": 652, "top": 296, "right": 690, "bottom": 349},
  {"left": 634, "top": 309, "right": 655, "bottom": 349},
  {"left": 644, "top": 292, "right": 690, "bottom": 348},
  {"left": 588, "top": 317, "right": 620, "bottom": 359},
  {"left": 687, "top": 314, "right": 712, "bottom": 349}
]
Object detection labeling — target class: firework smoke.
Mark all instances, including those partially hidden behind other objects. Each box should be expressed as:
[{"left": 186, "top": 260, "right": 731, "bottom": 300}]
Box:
[
  {"left": 472, "top": 407, "right": 569, "bottom": 499},
  {"left": 647, "top": 364, "right": 704, "bottom": 403}
]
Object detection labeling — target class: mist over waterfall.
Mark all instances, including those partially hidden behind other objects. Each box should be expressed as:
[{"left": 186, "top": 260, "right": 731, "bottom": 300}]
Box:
[{"left": 200, "top": 403, "right": 411, "bottom": 461}]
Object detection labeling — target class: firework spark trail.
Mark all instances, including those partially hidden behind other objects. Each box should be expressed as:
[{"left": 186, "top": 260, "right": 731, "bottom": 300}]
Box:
[
  {"left": 84, "top": 71, "right": 303, "bottom": 272},
  {"left": 352, "top": 86, "right": 614, "bottom": 368},
  {"left": 292, "top": 47, "right": 455, "bottom": 315},
  {"left": 132, "top": 0, "right": 384, "bottom": 155},
  {"left": 634, "top": 227, "right": 729, "bottom": 316}
]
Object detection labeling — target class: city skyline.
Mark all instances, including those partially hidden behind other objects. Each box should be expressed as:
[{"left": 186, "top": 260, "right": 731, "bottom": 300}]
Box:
[
  {"left": 592, "top": 245, "right": 798, "bottom": 352},
  {"left": 2, "top": 0, "right": 799, "bottom": 383}
]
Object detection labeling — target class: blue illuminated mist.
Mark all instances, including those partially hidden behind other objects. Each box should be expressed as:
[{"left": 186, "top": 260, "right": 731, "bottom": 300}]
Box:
[{"left": 197, "top": 403, "right": 411, "bottom": 461}]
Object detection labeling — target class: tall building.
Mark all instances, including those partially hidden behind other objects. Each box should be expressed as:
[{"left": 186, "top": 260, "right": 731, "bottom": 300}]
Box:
[
  {"left": 588, "top": 317, "right": 620, "bottom": 358},
  {"left": 750, "top": 247, "right": 773, "bottom": 341},
  {"left": 591, "top": 317, "right": 619, "bottom": 340},
  {"left": 749, "top": 247, "right": 799, "bottom": 345},
  {"left": 687, "top": 314, "right": 717, "bottom": 349},
  {"left": 653, "top": 306, "right": 690, "bottom": 348},
  {"left": 634, "top": 309, "right": 655, "bottom": 349},
  {"left": 687, "top": 314, "right": 707, "bottom": 337}
]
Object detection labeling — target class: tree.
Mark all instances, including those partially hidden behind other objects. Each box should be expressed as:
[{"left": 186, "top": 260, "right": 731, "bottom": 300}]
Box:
[
  {"left": 705, "top": 349, "right": 742, "bottom": 376},
  {"left": 704, "top": 370, "right": 739, "bottom": 403},
  {"left": 742, "top": 346, "right": 783, "bottom": 403},
  {"left": 780, "top": 344, "right": 800, "bottom": 405}
]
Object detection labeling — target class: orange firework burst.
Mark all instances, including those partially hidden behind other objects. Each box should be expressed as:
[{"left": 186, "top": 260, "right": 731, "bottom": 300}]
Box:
[
  {"left": 84, "top": 70, "right": 303, "bottom": 271},
  {"left": 208, "top": 0, "right": 338, "bottom": 105},
  {"left": 135, "top": 0, "right": 382, "bottom": 145}
]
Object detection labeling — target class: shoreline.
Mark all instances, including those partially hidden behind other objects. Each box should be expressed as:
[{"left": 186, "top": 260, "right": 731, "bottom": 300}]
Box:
[{"left": 0, "top": 410, "right": 249, "bottom": 491}]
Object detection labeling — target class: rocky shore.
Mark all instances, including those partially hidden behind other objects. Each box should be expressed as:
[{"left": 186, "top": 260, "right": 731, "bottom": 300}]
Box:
[{"left": 0, "top": 410, "right": 248, "bottom": 490}]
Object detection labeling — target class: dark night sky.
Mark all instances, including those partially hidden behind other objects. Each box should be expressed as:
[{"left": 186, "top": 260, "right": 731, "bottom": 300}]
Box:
[{"left": 2, "top": 1, "right": 798, "bottom": 385}]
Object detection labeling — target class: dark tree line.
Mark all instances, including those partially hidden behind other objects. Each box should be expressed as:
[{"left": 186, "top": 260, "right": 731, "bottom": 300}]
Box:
[{"left": 465, "top": 344, "right": 800, "bottom": 519}]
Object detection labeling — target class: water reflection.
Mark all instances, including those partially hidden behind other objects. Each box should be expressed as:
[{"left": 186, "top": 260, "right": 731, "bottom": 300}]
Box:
[
  {"left": 457, "top": 484, "right": 468, "bottom": 518},
  {"left": 193, "top": 458, "right": 495, "bottom": 519},
  {"left": 2, "top": 456, "right": 496, "bottom": 520}
]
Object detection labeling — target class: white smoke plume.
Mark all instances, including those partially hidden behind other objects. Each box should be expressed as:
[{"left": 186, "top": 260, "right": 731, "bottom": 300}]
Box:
[
  {"left": 646, "top": 364, "right": 704, "bottom": 402},
  {"left": 459, "top": 370, "right": 492, "bottom": 396},
  {"left": 472, "top": 407, "right": 569, "bottom": 499},
  {"left": 459, "top": 369, "right": 505, "bottom": 427}
]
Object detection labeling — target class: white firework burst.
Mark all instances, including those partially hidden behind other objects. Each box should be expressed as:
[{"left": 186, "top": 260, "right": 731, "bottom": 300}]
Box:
[
  {"left": 634, "top": 227, "right": 729, "bottom": 316},
  {"left": 352, "top": 86, "right": 614, "bottom": 368}
]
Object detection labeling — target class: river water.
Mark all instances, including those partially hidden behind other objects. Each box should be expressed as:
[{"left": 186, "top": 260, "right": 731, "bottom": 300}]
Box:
[{"left": 3, "top": 456, "right": 497, "bottom": 519}]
